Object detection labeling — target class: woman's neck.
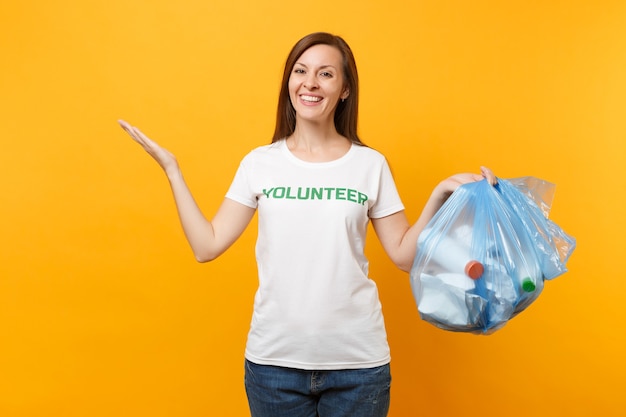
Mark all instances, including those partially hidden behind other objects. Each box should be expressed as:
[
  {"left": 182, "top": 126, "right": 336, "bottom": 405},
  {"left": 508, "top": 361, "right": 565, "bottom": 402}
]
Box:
[{"left": 286, "top": 122, "right": 351, "bottom": 162}]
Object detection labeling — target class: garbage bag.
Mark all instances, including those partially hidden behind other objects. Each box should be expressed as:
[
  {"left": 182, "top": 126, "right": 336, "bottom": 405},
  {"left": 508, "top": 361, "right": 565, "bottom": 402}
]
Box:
[
  {"left": 497, "top": 177, "right": 576, "bottom": 280},
  {"left": 410, "top": 177, "right": 575, "bottom": 334}
]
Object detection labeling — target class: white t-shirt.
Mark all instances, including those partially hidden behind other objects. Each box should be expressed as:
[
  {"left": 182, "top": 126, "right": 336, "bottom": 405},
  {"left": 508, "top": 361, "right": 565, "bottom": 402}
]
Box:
[{"left": 225, "top": 139, "right": 404, "bottom": 370}]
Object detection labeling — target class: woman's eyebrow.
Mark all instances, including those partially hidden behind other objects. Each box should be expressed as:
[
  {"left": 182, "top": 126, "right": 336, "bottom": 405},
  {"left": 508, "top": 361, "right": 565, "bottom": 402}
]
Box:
[{"left": 294, "top": 62, "right": 337, "bottom": 70}]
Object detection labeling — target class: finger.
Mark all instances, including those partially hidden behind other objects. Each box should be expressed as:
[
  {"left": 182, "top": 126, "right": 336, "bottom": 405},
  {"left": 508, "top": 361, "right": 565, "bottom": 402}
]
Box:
[
  {"left": 132, "top": 126, "right": 149, "bottom": 140},
  {"left": 118, "top": 120, "right": 144, "bottom": 143},
  {"left": 118, "top": 120, "right": 139, "bottom": 138},
  {"left": 131, "top": 126, "right": 154, "bottom": 147},
  {"left": 118, "top": 119, "right": 131, "bottom": 130},
  {"left": 480, "top": 166, "right": 498, "bottom": 185}
]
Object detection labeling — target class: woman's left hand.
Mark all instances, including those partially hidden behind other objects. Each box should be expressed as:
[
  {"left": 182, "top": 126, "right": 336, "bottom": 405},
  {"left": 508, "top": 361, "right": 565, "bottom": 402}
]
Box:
[{"left": 435, "top": 166, "right": 497, "bottom": 199}]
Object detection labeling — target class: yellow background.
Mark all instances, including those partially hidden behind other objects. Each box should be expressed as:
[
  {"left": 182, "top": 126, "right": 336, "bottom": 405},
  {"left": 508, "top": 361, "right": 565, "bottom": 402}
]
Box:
[{"left": 1, "top": 0, "right": 625, "bottom": 416}]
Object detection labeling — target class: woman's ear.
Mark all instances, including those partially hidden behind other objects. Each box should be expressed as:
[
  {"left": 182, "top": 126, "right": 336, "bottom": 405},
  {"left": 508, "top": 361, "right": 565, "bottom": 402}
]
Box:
[{"left": 341, "top": 89, "right": 350, "bottom": 100}]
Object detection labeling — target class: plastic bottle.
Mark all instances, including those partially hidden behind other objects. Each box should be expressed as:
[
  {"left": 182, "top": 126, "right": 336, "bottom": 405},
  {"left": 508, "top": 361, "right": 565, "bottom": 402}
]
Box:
[
  {"left": 420, "top": 232, "right": 484, "bottom": 279},
  {"left": 514, "top": 251, "right": 542, "bottom": 293},
  {"left": 436, "top": 272, "right": 476, "bottom": 290}
]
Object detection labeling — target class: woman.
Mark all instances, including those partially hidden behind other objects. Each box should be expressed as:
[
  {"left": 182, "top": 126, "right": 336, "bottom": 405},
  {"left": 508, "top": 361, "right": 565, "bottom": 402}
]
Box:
[{"left": 119, "top": 32, "right": 496, "bottom": 417}]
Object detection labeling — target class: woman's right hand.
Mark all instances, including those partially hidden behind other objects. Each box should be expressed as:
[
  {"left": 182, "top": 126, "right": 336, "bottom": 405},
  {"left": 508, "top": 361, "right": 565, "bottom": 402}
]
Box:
[{"left": 118, "top": 119, "right": 179, "bottom": 175}]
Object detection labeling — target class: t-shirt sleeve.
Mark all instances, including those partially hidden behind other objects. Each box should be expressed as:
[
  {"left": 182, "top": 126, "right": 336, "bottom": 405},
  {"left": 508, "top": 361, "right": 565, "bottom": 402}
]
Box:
[
  {"left": 368, "top": 158, "right": 405, "bottom": 219},
  {"left": 225, "top": 156, "right": 258, "bottom": 209}
]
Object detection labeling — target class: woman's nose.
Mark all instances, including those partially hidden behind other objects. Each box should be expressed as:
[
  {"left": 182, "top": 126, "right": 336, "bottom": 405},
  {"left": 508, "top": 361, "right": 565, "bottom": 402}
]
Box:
[{"left": 304, "top": 74, "right": 318, "bottom": 90}]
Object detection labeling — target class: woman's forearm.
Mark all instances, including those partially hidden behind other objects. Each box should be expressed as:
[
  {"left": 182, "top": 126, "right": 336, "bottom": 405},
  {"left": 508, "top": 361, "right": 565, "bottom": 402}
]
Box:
[{"left": 165, "top": 168, "right": 217, "bottom": 262}]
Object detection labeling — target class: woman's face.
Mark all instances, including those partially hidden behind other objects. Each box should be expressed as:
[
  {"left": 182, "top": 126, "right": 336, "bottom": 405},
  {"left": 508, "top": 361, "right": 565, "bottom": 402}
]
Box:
[{"left": 288, "top": 44, "right": 349, "bottom": 125}]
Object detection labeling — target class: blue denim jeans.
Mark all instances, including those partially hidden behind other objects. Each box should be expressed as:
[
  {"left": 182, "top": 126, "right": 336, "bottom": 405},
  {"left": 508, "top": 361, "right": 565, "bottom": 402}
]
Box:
[{"left": 244, "top": 359, "right": 391, "bottom": 417}]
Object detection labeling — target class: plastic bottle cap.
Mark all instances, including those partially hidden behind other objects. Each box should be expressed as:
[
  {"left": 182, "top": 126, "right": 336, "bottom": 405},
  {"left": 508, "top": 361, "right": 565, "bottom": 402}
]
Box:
[
  {"left": 465, "top": 260, "right": 484, "bottom": 280},
  {"left": 522, "top": 278, "right": 536, "bottom": 292}
]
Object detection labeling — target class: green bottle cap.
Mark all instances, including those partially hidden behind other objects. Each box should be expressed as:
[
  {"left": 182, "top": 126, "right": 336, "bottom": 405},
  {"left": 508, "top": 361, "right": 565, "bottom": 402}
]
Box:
[{"left": 522, "top": 278, "right": 536, "bottom": 292}]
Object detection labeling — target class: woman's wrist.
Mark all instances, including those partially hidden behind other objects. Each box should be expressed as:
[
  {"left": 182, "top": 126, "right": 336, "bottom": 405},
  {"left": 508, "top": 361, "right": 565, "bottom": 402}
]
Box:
[
  {"left": 164, "top": 164, "right": 183, "bottom": 182},
  {"left": 432, "top": 180, "right": 454, "bottom": 203}
]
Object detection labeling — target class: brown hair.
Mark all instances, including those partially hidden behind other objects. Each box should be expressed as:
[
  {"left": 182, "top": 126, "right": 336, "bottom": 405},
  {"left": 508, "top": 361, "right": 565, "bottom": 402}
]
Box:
[{"left": 271, "top": 32, "right": 362, "bottom": 144}]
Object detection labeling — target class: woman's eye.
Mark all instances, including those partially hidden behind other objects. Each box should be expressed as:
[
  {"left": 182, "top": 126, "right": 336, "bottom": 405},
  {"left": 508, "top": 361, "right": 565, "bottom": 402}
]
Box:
[
  {"left": 320, "top": 71, "right": 333, "bottom": 78},
  {"left": 294, "top": 68, "right": 305, "bottom": 74}
]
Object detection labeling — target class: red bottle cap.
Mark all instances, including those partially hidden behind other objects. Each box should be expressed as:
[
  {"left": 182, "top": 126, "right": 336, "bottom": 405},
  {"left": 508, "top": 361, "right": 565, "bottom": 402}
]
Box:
[{"left": 465, "top": 260, "right": 484, "bottom": 279}]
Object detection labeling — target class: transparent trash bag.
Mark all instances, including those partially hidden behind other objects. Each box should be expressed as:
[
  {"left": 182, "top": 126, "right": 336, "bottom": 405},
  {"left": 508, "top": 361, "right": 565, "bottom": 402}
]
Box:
[{"left": 410, "top": 177, "right": 575, "bottom": 334}]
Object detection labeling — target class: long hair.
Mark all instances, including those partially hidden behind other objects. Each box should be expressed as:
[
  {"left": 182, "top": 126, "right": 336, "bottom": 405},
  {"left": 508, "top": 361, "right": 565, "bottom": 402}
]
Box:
[{"left": 271, "top": 32, "right": 362, "bottom": 144}]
